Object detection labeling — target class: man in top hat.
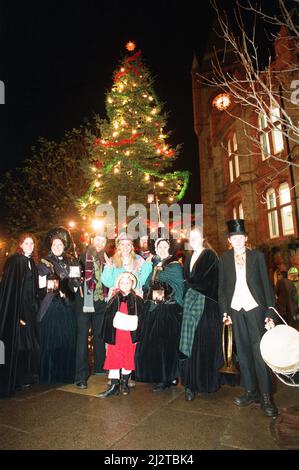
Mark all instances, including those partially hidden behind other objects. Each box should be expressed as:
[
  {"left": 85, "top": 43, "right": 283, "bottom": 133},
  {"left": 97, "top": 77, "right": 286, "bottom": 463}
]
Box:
[{"left": 218, "top": 219, "right": 278, "bottom": 417}]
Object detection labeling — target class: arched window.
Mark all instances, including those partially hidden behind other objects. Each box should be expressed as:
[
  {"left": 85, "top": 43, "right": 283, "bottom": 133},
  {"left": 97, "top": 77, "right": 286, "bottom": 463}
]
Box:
[
  {"left": 232, "top": 202, "right": 244, "bottom": 219},
  {"left": 279, "top": 183, "right": 294, "bottom": 235},
  {"left": 271, "top": 107, "right": 284, "bottom": 154},
  {"left": 266, "top": 183, "right": 294, "bottom": 238},
  {"left": 227, "top": 132, "right": 239, "bottom": 182},
  {"left": 258, "top": 112, "right": 271, "bottom": 160},
  {"left": 266, "top": 188, "right": 279, "bottom": 238},
  {"left": 239, "top": 202, "right": 244, "bottom": 219},
  {"left": 258, "top": 106, "right": 284, "bottom": 160}
]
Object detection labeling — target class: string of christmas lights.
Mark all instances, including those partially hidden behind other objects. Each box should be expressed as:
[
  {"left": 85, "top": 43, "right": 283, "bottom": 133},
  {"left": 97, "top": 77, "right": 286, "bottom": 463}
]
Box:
[{"left": 78, "top": 42, "right": 190, "bottom": 218}]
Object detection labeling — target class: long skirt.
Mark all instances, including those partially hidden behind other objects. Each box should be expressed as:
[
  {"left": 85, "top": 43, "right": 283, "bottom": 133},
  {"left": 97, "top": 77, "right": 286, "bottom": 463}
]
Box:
[
  {"left": 180, "top": 299, "right": 224, "bottom": 393},
  {"left": 38, "top": 297, "right": 77, "bottom": 384},
  {"left": 135, "top": 302, "right": 182, "bottom": 383}
]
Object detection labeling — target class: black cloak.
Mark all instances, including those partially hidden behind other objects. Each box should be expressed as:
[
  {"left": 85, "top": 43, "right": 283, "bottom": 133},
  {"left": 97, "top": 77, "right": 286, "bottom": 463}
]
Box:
[
  {"left": 101, "top": 291, "right": 144, "bottom": 345},
  {"left": 0, "top": 253, "right": 39, "bottom": 397}
]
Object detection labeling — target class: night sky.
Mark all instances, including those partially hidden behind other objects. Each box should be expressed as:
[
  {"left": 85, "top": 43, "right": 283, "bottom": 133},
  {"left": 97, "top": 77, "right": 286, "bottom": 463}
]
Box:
[{"left": 0, "top": 1, "right": 252, "bottom": 205}]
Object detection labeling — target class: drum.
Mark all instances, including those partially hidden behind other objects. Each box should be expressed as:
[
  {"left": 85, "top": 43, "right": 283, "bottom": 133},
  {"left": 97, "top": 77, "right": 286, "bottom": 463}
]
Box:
[{"left": 260, "top": 324, "right": 299, "bottom": 387}]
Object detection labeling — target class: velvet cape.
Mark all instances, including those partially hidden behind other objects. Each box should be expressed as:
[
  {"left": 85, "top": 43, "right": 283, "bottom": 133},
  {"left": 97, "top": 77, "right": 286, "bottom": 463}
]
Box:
[
  {"left": 0, "top": 253, "right": 39, "bottom": 397},
  {"left": 180, "top": 249, "right": 224, "bottom": 393}
]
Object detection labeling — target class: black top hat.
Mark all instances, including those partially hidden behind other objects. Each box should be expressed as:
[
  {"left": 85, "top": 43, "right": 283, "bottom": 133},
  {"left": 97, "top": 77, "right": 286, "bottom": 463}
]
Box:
[
  {"left": 45, "top": 226, "right": 71, "bottom": 251},
  {"left": 226, "top": 219, "right": 246, "bottom": 236}
]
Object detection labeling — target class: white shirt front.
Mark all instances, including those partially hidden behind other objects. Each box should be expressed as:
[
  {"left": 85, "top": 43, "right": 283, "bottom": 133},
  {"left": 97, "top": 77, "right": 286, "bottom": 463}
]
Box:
[
  {"left": 190, "top": 249, "right": 203, "bottom": 272},
  {"left": 231, "top": 259, "right": 258, "bottom": 311}
]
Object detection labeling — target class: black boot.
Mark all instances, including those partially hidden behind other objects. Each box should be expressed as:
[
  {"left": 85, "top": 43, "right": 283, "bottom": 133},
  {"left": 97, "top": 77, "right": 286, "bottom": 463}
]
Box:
[
  {"left": 121, "top": 374, "right": 130, "bottom": 396},
  {"left": 233, "top": 390, "right": 260, "bottom": 407},
  {"left": 128, "top": 371, "right": 136, "bottom": 388},
  {"left": 153, "top": 381, "right": 172, "bottom": 392},
  {"left": 98, "top": 379, "right": 120, "bottom": 398},
  {"left": 260, "top": 394, "right": 278, "bottom": 417},
  {"left": 185, "top": 388, "right": 195, "bottom": 401}
]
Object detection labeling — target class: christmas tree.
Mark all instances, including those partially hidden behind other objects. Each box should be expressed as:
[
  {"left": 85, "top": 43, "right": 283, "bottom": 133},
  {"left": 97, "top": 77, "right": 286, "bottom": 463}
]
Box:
[{"left": 78, "top": 41, "right": 189, "bottom": 222}]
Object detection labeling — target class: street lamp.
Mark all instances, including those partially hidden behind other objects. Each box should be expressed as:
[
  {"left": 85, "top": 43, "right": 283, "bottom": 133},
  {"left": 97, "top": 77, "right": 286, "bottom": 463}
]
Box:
[
  {"left": 147, "top": 192, "right": 155, "bottom": 204},
  {"left": 67, "top": 220, "right": 80, "bottom": 260},
  {"left": 92, "top": 218, "right": 105, "bottom": 233},
  {"left": 147, "top": 190, "right": 167, "bottom": 243}
]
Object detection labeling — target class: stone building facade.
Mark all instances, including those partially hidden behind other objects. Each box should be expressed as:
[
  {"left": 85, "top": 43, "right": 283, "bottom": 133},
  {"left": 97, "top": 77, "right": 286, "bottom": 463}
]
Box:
[{"left": 192, "top": 25, "right": 299, "bottom": 267}]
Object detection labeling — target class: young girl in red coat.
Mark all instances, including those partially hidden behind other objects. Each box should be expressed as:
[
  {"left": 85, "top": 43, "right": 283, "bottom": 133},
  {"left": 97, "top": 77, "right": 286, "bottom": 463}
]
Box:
[{"left": 98, "top": 272, "right": 144, "bottom": 398}]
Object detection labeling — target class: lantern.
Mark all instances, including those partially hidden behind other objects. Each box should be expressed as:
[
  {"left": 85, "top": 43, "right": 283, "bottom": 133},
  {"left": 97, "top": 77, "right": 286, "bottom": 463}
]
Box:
[
  {"left": 69, "top": 263, "right": 80, "bottom": 279},
  {"left": 46, "top": 273, "right": 60, "bottom": 293}
]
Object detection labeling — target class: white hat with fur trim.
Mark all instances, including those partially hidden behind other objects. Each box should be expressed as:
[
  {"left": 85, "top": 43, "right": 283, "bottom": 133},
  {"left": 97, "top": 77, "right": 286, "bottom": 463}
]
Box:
[{"left": 116, "top": 271, "right": 137, "bottom": 290}]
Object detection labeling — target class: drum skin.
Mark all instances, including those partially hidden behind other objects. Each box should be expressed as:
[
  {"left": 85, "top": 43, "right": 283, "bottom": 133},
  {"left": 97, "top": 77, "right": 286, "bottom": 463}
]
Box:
[{"left": 260, "top": 325, "right": 299, "bottom": 374}]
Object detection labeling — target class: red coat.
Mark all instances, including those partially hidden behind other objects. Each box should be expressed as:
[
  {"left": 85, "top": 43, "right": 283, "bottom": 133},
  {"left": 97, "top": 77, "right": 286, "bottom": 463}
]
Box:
[{"left": 104, "top": 301, "right": 136, "bottom": 371}]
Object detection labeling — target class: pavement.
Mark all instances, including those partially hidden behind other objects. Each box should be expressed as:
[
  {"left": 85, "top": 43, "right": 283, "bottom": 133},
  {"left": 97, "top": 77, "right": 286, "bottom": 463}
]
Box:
[{"left": 0, "top": 374, "right": 298, "bottom": 452}]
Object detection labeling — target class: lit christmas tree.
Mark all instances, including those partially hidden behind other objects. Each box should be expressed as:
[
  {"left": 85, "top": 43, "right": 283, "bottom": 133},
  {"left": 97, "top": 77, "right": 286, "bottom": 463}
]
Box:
[{"left": 78, "top": 41, "right": 189, "bottom": 222}]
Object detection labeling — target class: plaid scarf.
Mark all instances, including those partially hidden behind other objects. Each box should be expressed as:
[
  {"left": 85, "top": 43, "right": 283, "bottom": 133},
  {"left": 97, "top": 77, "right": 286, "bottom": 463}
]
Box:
[
  {"left": 83, "top": 250, "right": 104, "bottom": 312},
  {"left": 85, "top": 252, "right": 96, "bottom": 291},
  {"left": 179, "top": 288, "right": 205, "bottom": 358}
]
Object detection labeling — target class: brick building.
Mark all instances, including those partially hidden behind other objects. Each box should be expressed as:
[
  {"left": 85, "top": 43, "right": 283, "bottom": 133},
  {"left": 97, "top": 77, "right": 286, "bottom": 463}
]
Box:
[{"left": 192, "top": 25, "right": 299, "bottom": 267}]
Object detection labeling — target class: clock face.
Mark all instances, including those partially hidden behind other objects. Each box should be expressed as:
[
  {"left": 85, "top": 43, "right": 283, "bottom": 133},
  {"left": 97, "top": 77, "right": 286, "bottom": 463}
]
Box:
[{"left": 212, "top": 93, "right": 231, "bottom": 111}]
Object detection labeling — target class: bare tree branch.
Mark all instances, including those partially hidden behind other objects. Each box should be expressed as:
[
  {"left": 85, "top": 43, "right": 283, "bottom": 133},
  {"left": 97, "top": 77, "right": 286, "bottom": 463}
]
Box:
[{"left": 198, "top": 0, "right": 299, "bottom": 197}]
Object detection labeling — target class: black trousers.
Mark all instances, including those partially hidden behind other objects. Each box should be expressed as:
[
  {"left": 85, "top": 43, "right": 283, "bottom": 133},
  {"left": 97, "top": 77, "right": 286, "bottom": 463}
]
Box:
[
  {"left": 75, "top": 294, "right": 106, "bottom": 382},
  {"left": 231, "top": 306, "right": 272, "bottom": 394}
]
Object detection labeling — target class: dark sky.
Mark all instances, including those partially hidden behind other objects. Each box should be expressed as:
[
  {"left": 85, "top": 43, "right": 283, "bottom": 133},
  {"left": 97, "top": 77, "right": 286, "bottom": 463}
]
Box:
[{"left": 0, "top": 1, "right": 244, "bottom": 205}]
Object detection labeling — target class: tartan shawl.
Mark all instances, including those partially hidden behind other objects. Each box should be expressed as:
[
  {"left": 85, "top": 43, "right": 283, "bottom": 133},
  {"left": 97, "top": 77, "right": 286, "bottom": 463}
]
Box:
[{"left": 179, "top": 288, "right": 205, "bottom": 358}]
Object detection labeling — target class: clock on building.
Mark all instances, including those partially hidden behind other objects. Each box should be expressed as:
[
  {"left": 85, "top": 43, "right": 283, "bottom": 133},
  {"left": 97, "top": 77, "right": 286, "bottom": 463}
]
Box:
[{"left": 212, "top": 92, "right": 231, "bottom": 111}]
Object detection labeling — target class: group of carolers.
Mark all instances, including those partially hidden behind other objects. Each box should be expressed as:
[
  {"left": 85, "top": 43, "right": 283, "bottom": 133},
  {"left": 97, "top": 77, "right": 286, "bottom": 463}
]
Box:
[{"left": 0, "top": 220, "right": 279, "bottom": 418}]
